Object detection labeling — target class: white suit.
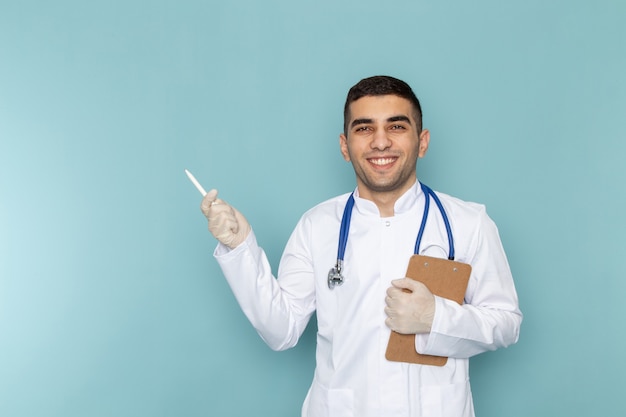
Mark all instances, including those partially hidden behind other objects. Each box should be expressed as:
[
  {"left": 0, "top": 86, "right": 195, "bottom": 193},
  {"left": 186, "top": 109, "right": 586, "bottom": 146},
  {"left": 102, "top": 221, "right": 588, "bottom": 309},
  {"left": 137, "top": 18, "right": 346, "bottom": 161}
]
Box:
[{"left": 214, "top": 182, "right": 522, "bottom": 417}]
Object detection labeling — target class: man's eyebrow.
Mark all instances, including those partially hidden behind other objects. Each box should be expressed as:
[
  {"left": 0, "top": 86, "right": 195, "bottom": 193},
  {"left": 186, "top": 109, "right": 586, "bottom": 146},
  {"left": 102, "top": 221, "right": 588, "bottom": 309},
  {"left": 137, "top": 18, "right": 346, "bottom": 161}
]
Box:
[
  {"left": 387, "top": 115, "right": 412, "bottom": 124},
  {"left": 350, "top": 118, "right": 373, "bottom": 128}
]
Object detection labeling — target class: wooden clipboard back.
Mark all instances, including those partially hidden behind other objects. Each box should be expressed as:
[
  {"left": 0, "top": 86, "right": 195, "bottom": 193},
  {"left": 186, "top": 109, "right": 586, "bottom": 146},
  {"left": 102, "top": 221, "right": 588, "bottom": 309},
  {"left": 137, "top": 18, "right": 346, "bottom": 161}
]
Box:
[{"left": 385, "top": 254, "right": 472, "bottom": 366}]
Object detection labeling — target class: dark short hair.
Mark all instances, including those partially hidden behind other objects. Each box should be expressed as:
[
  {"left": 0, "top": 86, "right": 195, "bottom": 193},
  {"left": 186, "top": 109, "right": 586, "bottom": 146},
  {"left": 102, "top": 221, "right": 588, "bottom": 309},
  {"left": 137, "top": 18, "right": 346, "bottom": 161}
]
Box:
[{"left": 343, "top": 75, "right": 423, "bottom": 134}]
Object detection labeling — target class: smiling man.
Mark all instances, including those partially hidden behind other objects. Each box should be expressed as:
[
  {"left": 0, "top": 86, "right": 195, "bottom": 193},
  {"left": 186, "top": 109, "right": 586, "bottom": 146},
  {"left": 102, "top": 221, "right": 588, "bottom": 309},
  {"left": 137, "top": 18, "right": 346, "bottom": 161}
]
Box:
[
  {"left": 199, "top": 75, "right": 522, "bottom": 417},
  {"left": 340, "top": 93, "right": 429, "bottom": 217}
]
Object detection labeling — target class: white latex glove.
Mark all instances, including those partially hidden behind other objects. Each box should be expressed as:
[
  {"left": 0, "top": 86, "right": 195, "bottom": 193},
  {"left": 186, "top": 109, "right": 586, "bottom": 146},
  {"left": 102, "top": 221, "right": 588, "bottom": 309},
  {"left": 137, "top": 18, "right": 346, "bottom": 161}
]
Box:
[
  {"left": 385, "top": 278, "right": 436, "bottom": 334},
  {"left": 200, "top": 189, "right": 251, "bottom": 249}
]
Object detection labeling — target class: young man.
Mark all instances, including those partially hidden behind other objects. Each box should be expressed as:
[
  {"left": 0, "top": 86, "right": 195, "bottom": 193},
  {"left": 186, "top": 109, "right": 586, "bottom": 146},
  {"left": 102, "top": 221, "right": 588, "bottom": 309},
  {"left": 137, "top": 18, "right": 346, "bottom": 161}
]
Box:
[{"left": 200, "top": 75, "right": 522, "bottom": 417}]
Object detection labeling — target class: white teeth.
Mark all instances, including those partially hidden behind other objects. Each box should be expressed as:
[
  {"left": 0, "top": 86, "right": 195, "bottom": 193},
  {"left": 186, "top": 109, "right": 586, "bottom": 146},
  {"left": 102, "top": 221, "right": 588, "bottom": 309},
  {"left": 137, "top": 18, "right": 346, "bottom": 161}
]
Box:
[{"left": 370, "top": 158, "right": 395, "bottom": 165}]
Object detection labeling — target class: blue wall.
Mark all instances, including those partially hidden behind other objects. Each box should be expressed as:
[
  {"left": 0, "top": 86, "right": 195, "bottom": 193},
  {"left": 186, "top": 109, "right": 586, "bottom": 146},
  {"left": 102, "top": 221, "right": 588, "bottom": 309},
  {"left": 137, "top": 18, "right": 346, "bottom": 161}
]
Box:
[{"left": 1, "top": 0, "right": 625, "bottom": 416}]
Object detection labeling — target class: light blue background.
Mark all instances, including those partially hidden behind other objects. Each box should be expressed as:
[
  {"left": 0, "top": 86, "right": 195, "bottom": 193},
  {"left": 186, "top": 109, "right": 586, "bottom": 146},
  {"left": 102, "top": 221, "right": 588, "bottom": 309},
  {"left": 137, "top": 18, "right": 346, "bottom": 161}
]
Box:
[{"left": 1, "top": 0, "right": 624, "bottom": 416}]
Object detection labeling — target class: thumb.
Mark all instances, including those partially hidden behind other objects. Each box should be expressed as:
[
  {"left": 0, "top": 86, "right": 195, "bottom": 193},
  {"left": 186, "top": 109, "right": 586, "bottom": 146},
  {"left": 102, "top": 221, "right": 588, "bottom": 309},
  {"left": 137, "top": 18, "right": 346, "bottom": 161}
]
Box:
[
  {"left": 391, "top": 277, "right": 419, "bottom": 292},
  {"left": 201, "top": 189, "right": 219, "bottom": 216}
]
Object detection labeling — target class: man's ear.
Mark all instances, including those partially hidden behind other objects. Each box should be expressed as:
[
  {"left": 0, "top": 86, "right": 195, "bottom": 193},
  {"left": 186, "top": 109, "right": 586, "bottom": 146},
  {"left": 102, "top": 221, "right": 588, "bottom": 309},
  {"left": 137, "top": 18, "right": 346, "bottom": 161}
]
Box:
[
  {"left": 339, "top": 133, "right": 351, "bottom": 162},
  {"left": 418, "top": 129, "right": 430, "bottom": 158}
]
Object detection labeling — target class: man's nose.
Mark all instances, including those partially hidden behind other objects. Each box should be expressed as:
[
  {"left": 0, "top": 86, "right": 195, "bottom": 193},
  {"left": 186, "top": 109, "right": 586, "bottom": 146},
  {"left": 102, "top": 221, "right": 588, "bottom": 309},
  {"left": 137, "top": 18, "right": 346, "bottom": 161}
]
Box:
[{"left": 371, "top": 129, "right": 392, "bottom": 150}]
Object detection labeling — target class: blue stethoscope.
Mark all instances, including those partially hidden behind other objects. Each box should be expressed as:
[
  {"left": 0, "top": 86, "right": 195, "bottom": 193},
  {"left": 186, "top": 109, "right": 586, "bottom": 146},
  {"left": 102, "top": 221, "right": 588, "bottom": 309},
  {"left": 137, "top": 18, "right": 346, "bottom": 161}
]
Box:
[{"left": 328, "top": 182, "right": 455, "bottom": 289}]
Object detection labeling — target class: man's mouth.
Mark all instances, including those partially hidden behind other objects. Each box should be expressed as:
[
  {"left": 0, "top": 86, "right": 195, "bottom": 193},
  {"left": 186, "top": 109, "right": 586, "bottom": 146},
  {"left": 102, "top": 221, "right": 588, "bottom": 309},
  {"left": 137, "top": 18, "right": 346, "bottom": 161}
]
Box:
[{"left": 368, "top": 157, "right": 397, "bottom": 166}]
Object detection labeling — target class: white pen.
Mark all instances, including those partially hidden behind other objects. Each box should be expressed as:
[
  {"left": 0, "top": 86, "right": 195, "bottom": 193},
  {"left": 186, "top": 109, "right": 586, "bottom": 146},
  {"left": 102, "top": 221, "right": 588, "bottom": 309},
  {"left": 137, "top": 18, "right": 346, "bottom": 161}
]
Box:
[{"left": 184, "top": 169, "right": 207, "bottom": 197}]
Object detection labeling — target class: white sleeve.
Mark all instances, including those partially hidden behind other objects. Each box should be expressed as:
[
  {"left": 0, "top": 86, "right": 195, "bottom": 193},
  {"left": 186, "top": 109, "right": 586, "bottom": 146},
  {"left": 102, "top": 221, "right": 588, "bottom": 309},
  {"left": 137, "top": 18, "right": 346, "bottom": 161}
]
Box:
[
  {"left": 214, "top": 228, "right": 316, "bottom": 351},
  {"left": 415, "top": 209, "right": 522, "bottom": 358}
]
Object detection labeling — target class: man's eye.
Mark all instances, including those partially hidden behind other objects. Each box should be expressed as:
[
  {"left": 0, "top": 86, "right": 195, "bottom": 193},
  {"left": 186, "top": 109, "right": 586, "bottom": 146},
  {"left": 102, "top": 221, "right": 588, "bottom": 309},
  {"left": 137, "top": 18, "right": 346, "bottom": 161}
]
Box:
[
  {"left": 390, "top": 124, "right": 406, "bottom": 130},
  {"left": 355, "top": 126, "right": 370, "bottom": 132}
]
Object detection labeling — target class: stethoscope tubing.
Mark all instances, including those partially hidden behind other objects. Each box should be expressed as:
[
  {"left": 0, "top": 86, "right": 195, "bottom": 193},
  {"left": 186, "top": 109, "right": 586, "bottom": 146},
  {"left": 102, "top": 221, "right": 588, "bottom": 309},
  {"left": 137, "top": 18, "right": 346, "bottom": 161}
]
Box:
[
  {"left": 330, "top": 182, "right": 454, "bottom": 289},
  {"left": 418, "top": 183, "right": 455, "bottom": 260}
]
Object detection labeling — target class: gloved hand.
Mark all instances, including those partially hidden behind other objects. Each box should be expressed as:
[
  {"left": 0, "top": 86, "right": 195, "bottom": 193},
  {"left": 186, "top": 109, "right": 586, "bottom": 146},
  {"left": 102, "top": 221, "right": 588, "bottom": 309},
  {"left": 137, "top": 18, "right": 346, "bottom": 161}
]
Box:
[
  {"left": 200, "top": 189, "right": 251, "bottom": 249},
  {"left": 385, "top": 278, "right": 435, "bottom": 334}
]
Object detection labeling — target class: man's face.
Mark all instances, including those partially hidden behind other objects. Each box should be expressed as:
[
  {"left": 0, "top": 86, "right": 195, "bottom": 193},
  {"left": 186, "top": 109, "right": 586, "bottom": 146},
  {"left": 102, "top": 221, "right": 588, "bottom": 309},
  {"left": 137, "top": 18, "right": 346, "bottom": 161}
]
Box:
[{"left": 340, "top": 95, "right": 429, "bottom": 201}]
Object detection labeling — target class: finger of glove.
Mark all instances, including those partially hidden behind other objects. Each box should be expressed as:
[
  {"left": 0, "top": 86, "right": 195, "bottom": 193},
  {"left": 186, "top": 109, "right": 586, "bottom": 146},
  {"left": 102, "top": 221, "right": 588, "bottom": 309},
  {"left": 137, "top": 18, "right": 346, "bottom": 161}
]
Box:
[
  {"left": 386, "top": 286, "right": 405, "bottom": 298},
  {"left": 208, "top": 206, "right": 240, "bottom": 233},
  {"left": 232, "top": 208, "right": 250, "bottom": 235},
  {"left": 391, "top": 277, "right": 419, "bottom": 290},
  {"left": 201, "top": 189, "right": 219, "bottom": 216},
  {"left": 385, "top": 316, "right": 409, "bottom": 334},
  {"left": 384, "top": 305, "right": 397, "bottom": 318},
  {"left": 385, "top": 295, "right": 400, "bottom": 309},
  {"left": 209, "top": 215, "right": 240, "bottom": 241}
]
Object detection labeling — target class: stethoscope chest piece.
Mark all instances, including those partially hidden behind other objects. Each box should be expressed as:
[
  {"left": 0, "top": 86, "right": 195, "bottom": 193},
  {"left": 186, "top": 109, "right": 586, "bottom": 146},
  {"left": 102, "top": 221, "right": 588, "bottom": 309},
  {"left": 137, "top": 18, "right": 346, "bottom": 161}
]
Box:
[{"left": 328, "top": 263, "right": 344, "bottom": 289}]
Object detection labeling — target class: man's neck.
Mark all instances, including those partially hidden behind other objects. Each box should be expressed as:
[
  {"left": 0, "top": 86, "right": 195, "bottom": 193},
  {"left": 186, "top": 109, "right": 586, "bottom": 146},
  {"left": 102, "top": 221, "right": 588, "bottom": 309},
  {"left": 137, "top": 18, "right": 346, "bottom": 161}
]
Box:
[{"left": 356, "top": 179, "right": 417, "bottom": 218}]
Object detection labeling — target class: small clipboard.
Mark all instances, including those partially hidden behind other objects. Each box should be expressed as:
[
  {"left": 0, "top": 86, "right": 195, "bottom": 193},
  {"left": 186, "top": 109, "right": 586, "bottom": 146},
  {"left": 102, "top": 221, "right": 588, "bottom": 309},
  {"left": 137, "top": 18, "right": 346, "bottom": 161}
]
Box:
[{"left": 385, "top": 254, "right": 472, "bottom": 366}]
